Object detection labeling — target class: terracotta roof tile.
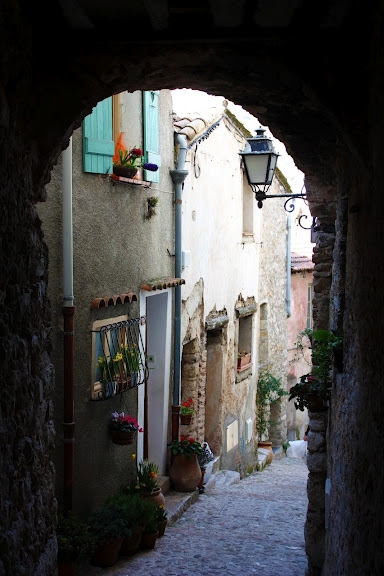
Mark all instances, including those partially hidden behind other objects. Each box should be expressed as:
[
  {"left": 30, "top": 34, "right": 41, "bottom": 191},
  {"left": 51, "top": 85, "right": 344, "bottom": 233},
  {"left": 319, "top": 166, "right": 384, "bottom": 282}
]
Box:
[
  {"left": 141, "top": 277, "right": 186, "bottom": 291},
  {"left": 291, "top": 252, "right": 314, "bottom": 272},
  {"left": 91, "top": 292, "right": 138, "bottom": 309}
]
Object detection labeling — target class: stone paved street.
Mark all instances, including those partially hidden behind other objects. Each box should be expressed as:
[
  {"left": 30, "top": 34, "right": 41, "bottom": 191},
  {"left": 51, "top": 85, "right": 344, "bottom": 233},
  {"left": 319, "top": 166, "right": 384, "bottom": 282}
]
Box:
[{"left": 81, "top": 456, "right": 309, "bottom": 576}]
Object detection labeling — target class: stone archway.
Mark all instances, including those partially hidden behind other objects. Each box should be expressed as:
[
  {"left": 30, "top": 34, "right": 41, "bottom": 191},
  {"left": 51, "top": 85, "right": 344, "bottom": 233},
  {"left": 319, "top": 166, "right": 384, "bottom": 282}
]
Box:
[{"left": 1, "top": 3, "right": 384, "bottom": 576}]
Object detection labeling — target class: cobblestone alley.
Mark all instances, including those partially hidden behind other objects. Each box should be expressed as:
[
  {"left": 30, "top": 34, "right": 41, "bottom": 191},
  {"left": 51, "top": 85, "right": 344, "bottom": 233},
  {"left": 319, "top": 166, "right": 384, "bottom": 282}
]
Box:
[{"left": 81, "top": 456, "right": 309, "bottom": 576}]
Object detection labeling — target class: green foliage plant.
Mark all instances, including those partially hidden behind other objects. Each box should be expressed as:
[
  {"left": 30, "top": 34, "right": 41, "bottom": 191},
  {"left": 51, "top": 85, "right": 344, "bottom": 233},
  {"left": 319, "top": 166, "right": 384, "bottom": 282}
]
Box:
[
  {"left": 155, "top": 504, "right": 168, "bottom": 522},
  {"left": 57, "top": 512, "right": 96, "bottom": 565},
  {"left": 108, "top": 492, "right": 149, "bottom": 530},
  {"left": 256, "top": 369, "right": 288, "bottom": 440},
  {"left": 168, "top": 435, "right": 204, "bottom": 457},
  {"left": 288, "top": 329, "right": 343, "bottom": 411},
  {"left": 136, "top": 459, "right": 159, "bottom": 493},
  {"left": 88, "top": 501, "right": 132, "bottom": 543},
  {"left": 140, "top": 500, "right": 158, "bottom": 535}
]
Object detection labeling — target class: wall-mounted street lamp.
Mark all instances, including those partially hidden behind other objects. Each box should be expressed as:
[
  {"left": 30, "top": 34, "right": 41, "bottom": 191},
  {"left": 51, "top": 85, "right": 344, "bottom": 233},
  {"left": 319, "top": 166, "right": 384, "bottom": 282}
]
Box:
[
  {"left": 240, "top": 126, "right": 307, "bottom": 206},
  {"left": 240, "top": 126, "right": 314, "bottom": 231}
]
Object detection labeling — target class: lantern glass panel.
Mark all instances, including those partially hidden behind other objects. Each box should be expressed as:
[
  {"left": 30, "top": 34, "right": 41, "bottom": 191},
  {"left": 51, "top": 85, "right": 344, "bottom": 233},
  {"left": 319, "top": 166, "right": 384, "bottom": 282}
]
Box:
[{"left": 244, "top": 154, "right": 270, "bottom": 185}]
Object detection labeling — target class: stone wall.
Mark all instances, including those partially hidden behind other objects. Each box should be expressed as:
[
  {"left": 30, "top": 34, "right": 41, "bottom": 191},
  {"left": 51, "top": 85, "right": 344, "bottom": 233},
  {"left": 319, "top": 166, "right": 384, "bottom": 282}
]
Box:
[{"left": 0, "top": 156, "right": 57, "bottom": 573}]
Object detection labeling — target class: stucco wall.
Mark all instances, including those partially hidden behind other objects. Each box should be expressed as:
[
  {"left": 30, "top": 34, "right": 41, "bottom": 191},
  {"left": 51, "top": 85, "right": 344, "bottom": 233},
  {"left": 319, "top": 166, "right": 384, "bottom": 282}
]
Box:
[
  {"left": 38, "top": 90, "right": 175, "bottom": 519},
  {"left": 286, "top": 269, "right": 314, "bottom": 440}
]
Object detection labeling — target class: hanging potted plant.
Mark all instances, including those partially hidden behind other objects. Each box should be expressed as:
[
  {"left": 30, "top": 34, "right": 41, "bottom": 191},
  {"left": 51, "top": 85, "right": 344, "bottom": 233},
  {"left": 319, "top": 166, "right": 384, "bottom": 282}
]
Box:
[
  {"left": 180, "top": 397, "right": 194, "bottom": 425},
  {"left": 168, "top": 435, "right": 204, "bottom": 492},
  {"left": 289, "top": 329, "right": 343, "bottom": 412},
  {"left": 113, "top": 146, "right": 158, "bottom": 179},
  {"left": 109, "top": 411, "right": 143, "bottom": 445}
]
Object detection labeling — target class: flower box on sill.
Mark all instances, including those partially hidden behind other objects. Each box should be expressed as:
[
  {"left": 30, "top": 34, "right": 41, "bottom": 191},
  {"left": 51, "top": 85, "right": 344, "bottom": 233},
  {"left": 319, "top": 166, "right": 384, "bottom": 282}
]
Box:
[{"left": 237, "top": 352, "right": 252, "bottom": 372}]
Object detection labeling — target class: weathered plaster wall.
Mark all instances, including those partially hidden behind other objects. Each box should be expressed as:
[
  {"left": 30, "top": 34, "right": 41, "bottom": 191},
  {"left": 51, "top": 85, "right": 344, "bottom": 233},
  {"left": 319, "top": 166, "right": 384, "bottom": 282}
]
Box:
[
  {"left": 37, "top": 90, "right": 175, "bottom": 519},
  {"left": 286, "top": 269, "right": 314, "bottom": 440},
  {"left": 180, "top": 116, "right": 263, "bottom": 475}
]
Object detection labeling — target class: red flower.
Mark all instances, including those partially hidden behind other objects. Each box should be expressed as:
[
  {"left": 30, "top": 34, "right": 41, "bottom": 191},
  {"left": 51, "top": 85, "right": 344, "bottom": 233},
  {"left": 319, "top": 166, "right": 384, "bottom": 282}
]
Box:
[
  {"left": 188, "top": 437, "right": 195, "bottom": 443},
  {"left": 130, "top": 147, "right": 143, "bottom": 157}
]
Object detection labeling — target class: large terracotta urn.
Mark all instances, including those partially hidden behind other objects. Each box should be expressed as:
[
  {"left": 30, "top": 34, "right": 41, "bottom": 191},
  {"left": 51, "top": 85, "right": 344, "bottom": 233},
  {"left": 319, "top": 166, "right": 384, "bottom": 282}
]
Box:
[
  {"left": 169, "top": 454, "right": 202, "bottom": 492},
  {"left": 140, "top": 486, "right": 165, "bottom": 507}
]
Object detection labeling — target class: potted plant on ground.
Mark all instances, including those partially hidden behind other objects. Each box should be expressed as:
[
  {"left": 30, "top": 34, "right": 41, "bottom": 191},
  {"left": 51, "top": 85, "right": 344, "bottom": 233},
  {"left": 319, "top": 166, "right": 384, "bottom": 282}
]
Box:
[
  {"left": 109, "top": 411, "right": 143, "bottom": 445},
  {"left": 168, "top": 435, "right": 204, "bottom": 492},
  {"left": 155, "top": 504, "right": 168, "bottom": 537},
  {"left": 288, "top": 329, "right": 343, "bottom": 412},
  {"left": 180, "top": 397, "right": 194, "bottom": 425},
  {"left": 124, "top": 456, "right": 166, "bottom": 505},
  {"left": 139, "top": 503, "right": 159, "bottom": 550},
  {"left": 256, "top": 369, "right": 288, "bottom": 462},
  {"left": 57, "top": 512, "right": 96, "bottom": 576},
  {"left": 107, "top": 492, "right": 153, "bottom": 556},
  {"left": 88, "top": 501, "right": 132, "bottom": 568}
]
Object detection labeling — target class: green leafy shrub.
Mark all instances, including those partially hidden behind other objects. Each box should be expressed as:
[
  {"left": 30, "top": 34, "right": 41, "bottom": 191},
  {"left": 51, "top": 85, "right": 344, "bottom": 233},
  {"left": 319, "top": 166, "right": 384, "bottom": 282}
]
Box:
[
  {"left": 88, "top": 501, "right": 132, "bottom": 543},
  {"left": 256, "top": 369, "right": 288, "bottom": 439},
  {"left": 57, "top": 511, "right": 96, "bottom": 564},
  {"left": 289, "top": 329, "right": 343, "bottom": 411}
]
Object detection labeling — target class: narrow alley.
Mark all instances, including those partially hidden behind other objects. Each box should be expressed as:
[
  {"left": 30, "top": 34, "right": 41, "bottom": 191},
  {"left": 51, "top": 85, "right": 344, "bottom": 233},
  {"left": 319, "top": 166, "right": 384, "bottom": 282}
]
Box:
[{"left": 80, "top": 456, "right": 309, "bottom": 576}]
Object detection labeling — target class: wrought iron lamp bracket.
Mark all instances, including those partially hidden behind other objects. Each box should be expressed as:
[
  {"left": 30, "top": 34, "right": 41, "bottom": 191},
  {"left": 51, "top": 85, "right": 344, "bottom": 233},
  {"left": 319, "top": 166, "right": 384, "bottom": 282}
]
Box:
[{"left": 251, "top": 185, "right": 312, "bottom": 230}]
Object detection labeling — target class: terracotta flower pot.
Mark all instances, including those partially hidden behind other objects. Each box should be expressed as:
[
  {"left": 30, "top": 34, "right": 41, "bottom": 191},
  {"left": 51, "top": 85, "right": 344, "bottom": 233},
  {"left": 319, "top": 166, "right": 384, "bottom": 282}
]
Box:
[
  {"left": 120, "top": 525, "right": 145, "bottom": 556},
  {"left": 307, "top": 395, "right": 327, "bottom": 412},
  {"left": 140, "top": 530, "right": 159, "bottom": 550},
  {"left": 157, "top": 519, "right": 167, "bottom": 537},
  {"left": 180, "top": 413, "right": 192, "bottom": 425},
  {"left": 91, "top": 537, "right": 123, "bottom": 568},
  {"left": 110, "top": 429, "right": 137, "bottom": 445},
  {"left": 140, "top": 486, "right": 165, "bottom": 507},
  {"left": 169, "top": 453, "right": 202, "bottom": 492}
]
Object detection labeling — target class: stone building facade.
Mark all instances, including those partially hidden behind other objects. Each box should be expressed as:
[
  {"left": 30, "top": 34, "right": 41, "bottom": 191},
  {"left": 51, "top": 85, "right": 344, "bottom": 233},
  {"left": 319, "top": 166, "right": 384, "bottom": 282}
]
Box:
[{"left": 174, "top": 104, "right": 289, "bottom": 477}]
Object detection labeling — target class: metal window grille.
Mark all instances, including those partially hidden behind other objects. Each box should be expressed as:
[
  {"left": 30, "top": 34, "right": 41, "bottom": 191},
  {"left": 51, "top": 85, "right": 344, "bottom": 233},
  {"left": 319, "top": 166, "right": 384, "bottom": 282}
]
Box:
[{"left": 92, "top": 317, "right": 148, "bottom": 400}]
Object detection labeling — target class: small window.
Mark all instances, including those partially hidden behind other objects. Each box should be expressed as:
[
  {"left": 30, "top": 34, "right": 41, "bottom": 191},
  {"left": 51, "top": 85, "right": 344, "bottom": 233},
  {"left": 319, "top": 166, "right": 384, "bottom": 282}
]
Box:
[
  {"left": 237, "top": 314, "right": 253, "bottom": 373},
  {"left": 242, "top": 172, "right": 254, "bottom": 239},
  {"left": 306, "top": 284, "right": 313, "bottom": 330},
  {"left": 91, "top": 315, "right": 148, "bottom": 400}
]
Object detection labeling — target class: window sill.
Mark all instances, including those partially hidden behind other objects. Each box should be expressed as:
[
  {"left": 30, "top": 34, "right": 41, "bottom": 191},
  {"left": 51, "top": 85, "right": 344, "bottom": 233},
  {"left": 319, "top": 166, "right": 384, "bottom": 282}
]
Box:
[
  {"left": 109, "top": 174, "right": 152, "bottom": 188},
  {"left": 241, "top": 234, "right": 255, "bottom": 244},
  {"left": 235, "top": 367, "right": 252, "bottom": 383}
]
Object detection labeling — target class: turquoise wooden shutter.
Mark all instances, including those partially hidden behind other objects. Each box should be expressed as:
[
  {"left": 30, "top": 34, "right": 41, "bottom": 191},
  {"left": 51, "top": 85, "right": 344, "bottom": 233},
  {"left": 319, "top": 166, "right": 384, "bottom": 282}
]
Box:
[
  {"left": 83, "top": 97, "right": 114, "bottom": 174},
  {"left": 143, "top": 91, "right": 161, "bottom": 183}
]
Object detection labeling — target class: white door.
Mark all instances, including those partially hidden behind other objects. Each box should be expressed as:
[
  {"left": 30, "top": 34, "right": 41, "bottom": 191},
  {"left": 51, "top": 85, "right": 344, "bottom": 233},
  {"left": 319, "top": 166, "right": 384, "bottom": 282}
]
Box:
[{"left": 138, "top": 290, "right": 172, "bottom": 475}]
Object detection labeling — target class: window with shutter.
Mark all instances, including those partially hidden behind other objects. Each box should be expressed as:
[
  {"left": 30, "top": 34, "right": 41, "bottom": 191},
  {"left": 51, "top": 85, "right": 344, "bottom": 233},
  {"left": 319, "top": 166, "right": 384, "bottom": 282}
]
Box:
[
  {"left": 83, "top": 97, "right": 114, "bottom": 174},
  {"left": 143, "top": 91, "right": 161, "bottom": 183}
]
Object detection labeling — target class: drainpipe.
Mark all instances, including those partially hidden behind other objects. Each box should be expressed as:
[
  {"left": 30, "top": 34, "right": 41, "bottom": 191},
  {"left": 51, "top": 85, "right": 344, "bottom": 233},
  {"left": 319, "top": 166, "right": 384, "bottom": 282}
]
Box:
[
  {"left": 170, "top": 134, "right": 189, "bottom": 440},
  {"left": 286, "top": 211, "right": 292, "bottom": 318},
  {"left": 62, "top": 137, "right": 75, "bottom": 512}
]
